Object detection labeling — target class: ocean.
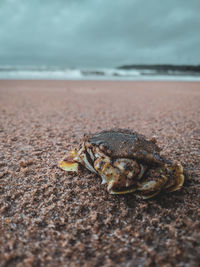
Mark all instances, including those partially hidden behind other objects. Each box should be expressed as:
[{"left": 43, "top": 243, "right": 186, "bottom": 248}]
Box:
[{"left": 0, "top": 66, "right": 200, "bottom": 81}]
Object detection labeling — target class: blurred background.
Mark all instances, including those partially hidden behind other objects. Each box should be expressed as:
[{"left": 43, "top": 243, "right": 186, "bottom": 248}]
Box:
[{"left": 0, "top": 0, "right": 200, "bottom": 80}]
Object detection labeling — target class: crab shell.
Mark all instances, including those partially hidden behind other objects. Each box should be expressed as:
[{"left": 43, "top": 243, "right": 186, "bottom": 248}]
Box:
[{"left": 59, "top": 129, "right": 184, "bottom": 199}]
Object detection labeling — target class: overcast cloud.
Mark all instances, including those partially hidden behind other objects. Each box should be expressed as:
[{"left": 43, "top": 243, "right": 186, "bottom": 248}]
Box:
[{"left": 0, "top": 0, "right": 200, "bottom": 67}]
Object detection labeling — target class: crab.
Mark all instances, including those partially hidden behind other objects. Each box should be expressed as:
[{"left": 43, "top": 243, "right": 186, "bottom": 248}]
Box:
[{"left": 59, "top": 129, "right": 184, "bottom": 199}]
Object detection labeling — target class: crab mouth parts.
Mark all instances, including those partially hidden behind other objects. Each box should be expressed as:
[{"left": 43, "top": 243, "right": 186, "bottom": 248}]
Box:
[
  {"left": 79, "top": 151, "right": 97, "bottom": 174},
  {"left": 74, "top": 144, "right": 98, "bottom": 174}
]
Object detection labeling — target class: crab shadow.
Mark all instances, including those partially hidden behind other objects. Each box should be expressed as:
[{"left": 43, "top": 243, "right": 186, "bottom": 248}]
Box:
[{"left": 114, "top": 188, "right": 187, "bottom": 211}]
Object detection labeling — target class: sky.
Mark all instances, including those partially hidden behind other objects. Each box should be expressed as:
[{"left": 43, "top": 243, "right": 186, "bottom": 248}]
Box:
[{"left": 0, "top": 0, "right": 200, "bottom": 68}]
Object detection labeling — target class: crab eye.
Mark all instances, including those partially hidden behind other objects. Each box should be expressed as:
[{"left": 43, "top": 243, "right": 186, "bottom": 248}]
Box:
[
  {"left": 99, "top": 142, "right": 108, "bottom": 150},
  {"left": 153, "top": 153, "right": 166, "bottom": 164}
]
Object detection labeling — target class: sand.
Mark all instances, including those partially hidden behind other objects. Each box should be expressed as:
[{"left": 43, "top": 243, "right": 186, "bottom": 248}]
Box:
[{"left": 0, "top": 80, "right": 200, "bottom": 267}]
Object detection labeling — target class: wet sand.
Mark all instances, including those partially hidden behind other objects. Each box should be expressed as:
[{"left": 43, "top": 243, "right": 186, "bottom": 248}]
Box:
[{"left": 0, "top": 80, "right": 200, "bottom": 266}]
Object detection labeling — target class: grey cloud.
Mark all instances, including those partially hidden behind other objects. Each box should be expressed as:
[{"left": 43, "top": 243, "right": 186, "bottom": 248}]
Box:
[{"left": 0, "top": 0, "right": 200, "bottom": 67}]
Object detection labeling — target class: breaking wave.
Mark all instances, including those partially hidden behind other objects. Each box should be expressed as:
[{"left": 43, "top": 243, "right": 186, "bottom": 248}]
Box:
[{"left": 0, "top": 66, "right": 200, "bottom": 81}]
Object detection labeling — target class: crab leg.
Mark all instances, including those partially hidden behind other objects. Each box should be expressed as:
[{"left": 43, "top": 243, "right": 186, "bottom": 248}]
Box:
[
  {"left": 136, "top": 163, "right": 184, "bottom": 198},
  {"left": 110, "top": 187, "right": 137, "bottom": 195},
  {"left": 164, "top": 163, "right": 184, "bottom": 192},
  {"left": 136, "top": 174, "right": 168, "bottom": 199}
]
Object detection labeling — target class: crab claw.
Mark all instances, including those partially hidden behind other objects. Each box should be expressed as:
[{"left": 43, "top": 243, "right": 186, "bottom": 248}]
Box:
[{"left": 58, "top": 150, "right": 79, "bottom": 173}]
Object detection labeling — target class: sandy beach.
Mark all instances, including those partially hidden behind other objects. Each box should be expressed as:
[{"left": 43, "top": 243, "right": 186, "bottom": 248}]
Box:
[{"left": 0, "top": 80, "right": 200, "bottom": 266}]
